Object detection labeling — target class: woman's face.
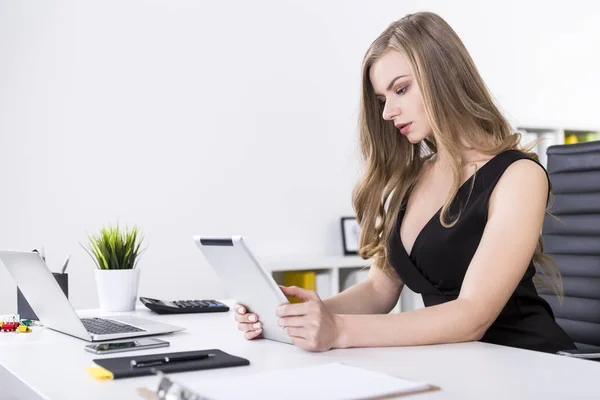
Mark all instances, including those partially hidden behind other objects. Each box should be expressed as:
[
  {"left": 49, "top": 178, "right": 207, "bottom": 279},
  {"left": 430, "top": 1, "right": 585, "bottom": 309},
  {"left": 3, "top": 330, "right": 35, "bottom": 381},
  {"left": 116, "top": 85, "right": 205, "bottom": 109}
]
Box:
[{"left": 369, "top": 49, "right": 433, "bottom": 144}]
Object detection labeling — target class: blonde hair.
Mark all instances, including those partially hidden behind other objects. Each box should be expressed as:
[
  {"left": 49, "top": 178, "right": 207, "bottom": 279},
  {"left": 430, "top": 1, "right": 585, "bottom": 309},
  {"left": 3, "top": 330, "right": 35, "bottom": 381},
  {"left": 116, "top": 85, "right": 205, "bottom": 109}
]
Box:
[{"left": 352, "top": 12, "right": 563, "bottom": 298}]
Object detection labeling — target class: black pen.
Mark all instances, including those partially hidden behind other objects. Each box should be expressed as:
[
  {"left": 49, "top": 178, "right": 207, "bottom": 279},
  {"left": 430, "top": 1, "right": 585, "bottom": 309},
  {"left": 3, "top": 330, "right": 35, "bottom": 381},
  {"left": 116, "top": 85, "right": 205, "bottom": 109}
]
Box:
[{"left": 130, "top": 353, "right": 214, "bottom": 368}]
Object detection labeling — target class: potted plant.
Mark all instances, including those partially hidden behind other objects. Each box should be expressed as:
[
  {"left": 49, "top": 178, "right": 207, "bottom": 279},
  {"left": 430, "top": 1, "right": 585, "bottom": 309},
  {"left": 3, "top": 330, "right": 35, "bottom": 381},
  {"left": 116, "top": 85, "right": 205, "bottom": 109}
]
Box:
[{"left": 83, "top": 223, "right": 146, "bottom": 312}]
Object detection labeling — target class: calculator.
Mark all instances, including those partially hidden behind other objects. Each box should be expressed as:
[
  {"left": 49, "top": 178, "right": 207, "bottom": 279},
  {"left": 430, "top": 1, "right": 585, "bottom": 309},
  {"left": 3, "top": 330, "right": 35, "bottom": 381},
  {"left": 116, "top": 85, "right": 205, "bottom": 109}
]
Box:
[{"left": 139, "top": 297, "right": 230, "bottom": 314}]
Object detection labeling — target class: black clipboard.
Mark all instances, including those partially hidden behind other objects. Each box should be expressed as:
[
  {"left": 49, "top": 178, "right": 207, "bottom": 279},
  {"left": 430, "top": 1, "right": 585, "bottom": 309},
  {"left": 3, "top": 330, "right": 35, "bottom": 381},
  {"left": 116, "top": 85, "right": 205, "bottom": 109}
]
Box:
[{"left": 93, "top": 349, "right": 249, "bottom": 379}]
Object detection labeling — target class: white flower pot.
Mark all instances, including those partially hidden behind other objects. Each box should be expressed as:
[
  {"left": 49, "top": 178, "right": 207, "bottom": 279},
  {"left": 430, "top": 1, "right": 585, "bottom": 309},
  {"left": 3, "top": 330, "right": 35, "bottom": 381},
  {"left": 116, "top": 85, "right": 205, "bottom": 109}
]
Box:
[{"left": 94, "top": 268, "right": 141, "bottom": 312}]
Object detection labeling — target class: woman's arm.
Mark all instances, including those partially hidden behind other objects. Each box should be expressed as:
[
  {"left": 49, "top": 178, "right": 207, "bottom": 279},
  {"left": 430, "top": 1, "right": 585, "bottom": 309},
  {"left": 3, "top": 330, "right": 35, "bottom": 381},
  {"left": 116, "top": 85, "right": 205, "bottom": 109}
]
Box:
[
  {"left": 323, "top": 265, "right": 403, "bottom": 315},
  {"left": 334, "top": 159, "right": 548, "bottom": 349},
  {"left": 277, "top": 159, "right": 548, "bottom": 351}
]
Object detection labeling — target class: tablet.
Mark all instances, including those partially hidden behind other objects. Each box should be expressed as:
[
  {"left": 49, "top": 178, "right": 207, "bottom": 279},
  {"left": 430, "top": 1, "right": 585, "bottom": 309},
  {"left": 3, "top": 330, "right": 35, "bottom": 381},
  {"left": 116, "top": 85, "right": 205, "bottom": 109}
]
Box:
[{"left": 193, "top": 235, "right": 292, "bottom": 344}]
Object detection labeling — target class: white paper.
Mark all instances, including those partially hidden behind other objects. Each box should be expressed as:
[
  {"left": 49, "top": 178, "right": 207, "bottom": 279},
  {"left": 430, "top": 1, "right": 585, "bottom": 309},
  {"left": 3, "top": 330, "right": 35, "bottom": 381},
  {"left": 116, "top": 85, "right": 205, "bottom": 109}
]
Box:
[{"left": 179, "top": 362, "right": 431, "bottom": 400}]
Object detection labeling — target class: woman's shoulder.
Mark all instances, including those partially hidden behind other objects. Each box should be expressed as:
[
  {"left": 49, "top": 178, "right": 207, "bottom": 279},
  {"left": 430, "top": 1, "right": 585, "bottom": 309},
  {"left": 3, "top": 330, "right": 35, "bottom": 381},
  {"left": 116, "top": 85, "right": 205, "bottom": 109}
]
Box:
[
  {"left": 488, "top": 150, "right": 550, "bottom": 202},
  {"left": 497, "top": 149, "right": 548, "bottom": 178},
  {"left": 483, "top": 149, "right": 547, "bottom": 177},
  {"left": 469, "top": 148, "right": 549, "bottom": 205},
  {"left": 496, "top": 148, "right": 546, "bottom": 166}
]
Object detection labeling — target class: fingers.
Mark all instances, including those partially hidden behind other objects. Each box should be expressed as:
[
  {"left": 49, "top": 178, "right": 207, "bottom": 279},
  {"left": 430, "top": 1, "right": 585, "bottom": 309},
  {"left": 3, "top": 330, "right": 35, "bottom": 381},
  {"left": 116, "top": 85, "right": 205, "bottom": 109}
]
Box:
[
  {"left": 290, "top": 336, "right": 319, "bottom": 351},
  {"left": 234, "top": 303, "right": 246, "bottom": 314},
  {"left": 234, "top": 303, "right": 263, "bottom": 340},
  {"left": 283, "top": 326, "right": 306, "bottom": 339},
  {"left": 234, "top": 312, "right": 258, "bottom": 323},
  {"left": 237, "top": 320, "right": 262, "bottom": 331},
  {"left": 277, "top": 316, "right": 304, "bottom": 328},
  {"left": 276, "top": 302, "right": 310, "bottom": 317},
  {"left": 234, "top": 303, "right": 262, "bottom": 337},
  {"left": 279, "top": 286, "right": 320, "bottom": 302},
  {"left": 290, "top": 336, "right": 329, "bottom": 352},
  {"left": 244, "top": 327, "right": 262, "bottom": 340},
  {"left": 234, "top": 303, "right": 259, "bottom": 323}
]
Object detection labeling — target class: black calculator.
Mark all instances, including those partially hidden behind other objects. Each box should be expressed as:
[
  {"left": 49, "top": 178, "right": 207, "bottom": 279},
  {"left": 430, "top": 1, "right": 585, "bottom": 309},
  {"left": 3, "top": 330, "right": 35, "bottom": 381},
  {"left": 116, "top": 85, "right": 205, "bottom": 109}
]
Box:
[{"left": 139, "top": 297, "right": 230, "bottom": 314}]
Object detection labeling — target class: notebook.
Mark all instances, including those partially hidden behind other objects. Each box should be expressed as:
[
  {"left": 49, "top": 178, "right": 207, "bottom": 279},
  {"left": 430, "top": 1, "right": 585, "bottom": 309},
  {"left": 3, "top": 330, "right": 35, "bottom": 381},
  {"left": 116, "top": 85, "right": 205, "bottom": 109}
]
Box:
[
  {"left": 91, "top": 349, "right": 249, "bottom": 380},
  {"left": 139, "top": 362, "right": 438, "bottom": 399}
]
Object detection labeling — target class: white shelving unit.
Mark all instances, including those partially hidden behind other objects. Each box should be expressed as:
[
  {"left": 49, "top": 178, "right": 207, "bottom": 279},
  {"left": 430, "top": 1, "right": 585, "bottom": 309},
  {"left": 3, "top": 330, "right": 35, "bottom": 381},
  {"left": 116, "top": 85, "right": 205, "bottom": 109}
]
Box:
[
  {"left": 516, "top": 125, "right": 599, "bottom": 167},
  {"left": 259, "top": 255, "right": 403, "bottom": 313}
]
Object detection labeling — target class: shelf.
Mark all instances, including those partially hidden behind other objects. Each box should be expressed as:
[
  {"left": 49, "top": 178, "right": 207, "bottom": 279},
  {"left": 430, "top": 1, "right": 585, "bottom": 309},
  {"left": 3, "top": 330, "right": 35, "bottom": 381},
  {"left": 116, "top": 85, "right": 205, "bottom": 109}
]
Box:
[
  {"left": 259, "top": 255, "right": 370, "bottom": 272},
  {"left": 516, "top": 125, "right": 599, "bottom": 167}
]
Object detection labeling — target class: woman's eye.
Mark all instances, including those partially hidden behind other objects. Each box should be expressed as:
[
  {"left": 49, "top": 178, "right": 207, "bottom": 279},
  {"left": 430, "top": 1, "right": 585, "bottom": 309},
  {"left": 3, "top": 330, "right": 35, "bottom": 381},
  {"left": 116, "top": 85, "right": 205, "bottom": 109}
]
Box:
[
  {"left": 396, "top": 86, "right": 408, "bottom": 95},
  {"left": 377, "top": 98, "right": 386, "bottom": 105}
]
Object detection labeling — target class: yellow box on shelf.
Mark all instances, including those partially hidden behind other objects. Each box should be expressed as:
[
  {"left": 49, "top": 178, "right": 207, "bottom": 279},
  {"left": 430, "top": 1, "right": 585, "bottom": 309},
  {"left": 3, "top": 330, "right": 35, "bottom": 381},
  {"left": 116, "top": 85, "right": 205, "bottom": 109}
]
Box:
[
  {"left": 564, "top": 130, "right": 599, "bottom": 144},
  {"left": 565, "top": 134, "right": 579, "bottom": 144},
  {"left": 283, "top": 271, "right": 316, "bottom": 303}
]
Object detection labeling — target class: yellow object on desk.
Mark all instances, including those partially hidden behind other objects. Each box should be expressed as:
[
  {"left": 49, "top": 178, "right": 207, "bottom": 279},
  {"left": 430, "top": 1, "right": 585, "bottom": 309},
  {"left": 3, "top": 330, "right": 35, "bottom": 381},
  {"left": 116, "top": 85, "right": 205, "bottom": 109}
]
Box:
[
  {"left": 17, "top": 325, "right": 31, "bottom": 333},
  {"left": 86, "top": 366, "right": 114, "bottom": 380}
]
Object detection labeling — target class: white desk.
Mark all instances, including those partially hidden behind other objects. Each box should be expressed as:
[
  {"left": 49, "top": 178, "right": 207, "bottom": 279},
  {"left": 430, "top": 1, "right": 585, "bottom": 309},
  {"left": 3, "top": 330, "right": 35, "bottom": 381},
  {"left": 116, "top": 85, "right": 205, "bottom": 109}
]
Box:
[{"left": 1, "top": 301, "right": 600, "bottom": 400}]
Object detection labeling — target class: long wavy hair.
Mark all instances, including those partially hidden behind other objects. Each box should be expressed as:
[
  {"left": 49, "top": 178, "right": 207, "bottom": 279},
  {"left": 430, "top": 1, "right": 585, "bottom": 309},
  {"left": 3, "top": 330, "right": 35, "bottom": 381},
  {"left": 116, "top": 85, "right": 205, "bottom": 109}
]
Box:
[{"left": 352, "top": 12, "right": 563, "bottom": 298}]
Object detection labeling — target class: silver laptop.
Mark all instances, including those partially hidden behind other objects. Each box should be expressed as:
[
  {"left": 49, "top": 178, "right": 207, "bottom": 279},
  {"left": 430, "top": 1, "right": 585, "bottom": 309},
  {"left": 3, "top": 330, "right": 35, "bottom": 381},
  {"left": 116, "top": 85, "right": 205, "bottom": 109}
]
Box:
[{"left": 0, "top": 250, "right": 185, "bottom": 341}]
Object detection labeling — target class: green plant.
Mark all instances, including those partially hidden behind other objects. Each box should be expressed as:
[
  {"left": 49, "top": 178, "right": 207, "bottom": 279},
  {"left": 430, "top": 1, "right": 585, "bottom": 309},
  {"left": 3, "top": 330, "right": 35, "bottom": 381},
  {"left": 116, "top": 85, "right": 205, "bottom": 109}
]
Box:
[{"left": 83, "top": 223, "right": 146, "bottom": 270}]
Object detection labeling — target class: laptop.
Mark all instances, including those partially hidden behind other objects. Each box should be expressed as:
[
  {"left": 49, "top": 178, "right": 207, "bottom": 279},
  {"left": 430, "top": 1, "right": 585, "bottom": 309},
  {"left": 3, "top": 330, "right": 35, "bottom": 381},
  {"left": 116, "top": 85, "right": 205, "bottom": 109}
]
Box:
[{"left": 0, "top": 250, "right": 185, "bottom": 341}]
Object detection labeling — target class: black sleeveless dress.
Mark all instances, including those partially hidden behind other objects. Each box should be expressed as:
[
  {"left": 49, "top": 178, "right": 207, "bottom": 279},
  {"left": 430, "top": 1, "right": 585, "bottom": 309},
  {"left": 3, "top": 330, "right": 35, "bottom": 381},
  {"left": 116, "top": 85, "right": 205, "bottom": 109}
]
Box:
[{"left": 388, "top": 149, "right": 576, "bottom": 353}]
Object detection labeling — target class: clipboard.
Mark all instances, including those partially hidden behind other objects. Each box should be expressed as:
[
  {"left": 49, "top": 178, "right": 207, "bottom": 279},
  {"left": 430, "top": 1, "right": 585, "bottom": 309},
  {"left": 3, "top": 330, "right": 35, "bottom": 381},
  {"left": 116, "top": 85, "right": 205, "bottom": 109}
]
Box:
[
  {"left": 137, "top": 373, "right": 208, "bottom": 400},
  {"left": 91, "top": 349, "right": 249, "bottom": 380},
  {"left": 136, "top": 362, "right": 440, "bottom": 400}
]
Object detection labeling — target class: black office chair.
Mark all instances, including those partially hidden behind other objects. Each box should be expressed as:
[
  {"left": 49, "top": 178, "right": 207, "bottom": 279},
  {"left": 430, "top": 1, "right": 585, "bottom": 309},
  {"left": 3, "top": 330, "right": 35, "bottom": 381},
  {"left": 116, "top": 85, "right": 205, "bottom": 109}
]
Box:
[{"left": 540, "top": 140, "right": 600, "bottom": 351}]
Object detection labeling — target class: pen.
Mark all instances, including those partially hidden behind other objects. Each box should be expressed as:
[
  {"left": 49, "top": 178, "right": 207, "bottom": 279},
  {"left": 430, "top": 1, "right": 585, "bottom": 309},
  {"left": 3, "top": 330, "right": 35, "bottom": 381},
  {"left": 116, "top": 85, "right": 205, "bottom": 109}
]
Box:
[
  {"left": 60, "top": 254, "right": 71, "bottom": 274},
  {"left": 130, "top": 353, "right": 214, "bottom": 368}
]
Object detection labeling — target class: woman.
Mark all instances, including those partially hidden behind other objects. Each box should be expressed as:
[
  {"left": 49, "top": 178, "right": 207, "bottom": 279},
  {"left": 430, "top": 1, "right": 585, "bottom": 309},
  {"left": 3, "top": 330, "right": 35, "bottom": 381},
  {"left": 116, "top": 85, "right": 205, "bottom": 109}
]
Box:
[{"left": 234, "top": 12, "right": 576, "bottom": 354}]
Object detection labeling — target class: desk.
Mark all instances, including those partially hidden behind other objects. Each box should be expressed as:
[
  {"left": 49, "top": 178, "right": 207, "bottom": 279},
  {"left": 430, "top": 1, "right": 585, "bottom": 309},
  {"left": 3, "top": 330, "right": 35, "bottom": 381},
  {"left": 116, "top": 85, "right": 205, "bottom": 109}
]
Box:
[{"left": 1, "top": 301, "right": 600, "bottom": 400}]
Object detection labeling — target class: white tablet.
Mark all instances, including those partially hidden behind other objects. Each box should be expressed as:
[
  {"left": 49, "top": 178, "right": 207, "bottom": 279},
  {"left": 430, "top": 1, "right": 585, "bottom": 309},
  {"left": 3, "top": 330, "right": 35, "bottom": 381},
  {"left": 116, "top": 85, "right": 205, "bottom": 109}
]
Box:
[{"left": 193, "top": 235, "right": 292, "bottom": 344}]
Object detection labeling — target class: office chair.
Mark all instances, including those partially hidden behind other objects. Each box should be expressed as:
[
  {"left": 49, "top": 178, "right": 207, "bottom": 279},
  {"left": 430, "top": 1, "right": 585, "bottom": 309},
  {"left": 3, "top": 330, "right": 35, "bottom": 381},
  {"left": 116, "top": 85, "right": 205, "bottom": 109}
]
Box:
[{"left": 540, "top": 140, "right": 600, "bottom": 351}]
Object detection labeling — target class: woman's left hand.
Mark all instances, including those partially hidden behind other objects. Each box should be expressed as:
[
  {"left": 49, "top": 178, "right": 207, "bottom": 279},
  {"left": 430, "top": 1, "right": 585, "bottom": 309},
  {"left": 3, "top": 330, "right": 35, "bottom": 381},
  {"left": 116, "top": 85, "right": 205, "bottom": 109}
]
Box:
[{"left": 276, "top": 286, "right": 342, "bottom": 352}]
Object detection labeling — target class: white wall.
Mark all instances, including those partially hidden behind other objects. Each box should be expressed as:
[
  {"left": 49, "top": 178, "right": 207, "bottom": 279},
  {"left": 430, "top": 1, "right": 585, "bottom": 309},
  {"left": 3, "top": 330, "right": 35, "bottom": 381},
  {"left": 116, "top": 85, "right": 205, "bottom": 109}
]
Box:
[{"left": 1, "top": 0, "right": 599, "bottom": 314}]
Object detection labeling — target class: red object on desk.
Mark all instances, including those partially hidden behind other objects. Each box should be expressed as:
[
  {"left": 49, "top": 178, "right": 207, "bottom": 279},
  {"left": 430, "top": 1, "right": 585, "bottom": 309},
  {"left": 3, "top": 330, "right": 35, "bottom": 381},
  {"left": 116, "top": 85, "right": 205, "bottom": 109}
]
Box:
[{"left": 1, "top": 322, "right": 20, "bottom": 332}]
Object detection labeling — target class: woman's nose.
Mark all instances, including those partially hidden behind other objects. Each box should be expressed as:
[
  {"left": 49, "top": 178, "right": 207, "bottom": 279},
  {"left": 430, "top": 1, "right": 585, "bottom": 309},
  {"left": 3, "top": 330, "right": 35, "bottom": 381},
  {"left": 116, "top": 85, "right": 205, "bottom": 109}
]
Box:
[{"left": 382, "top": 102, "right": 399, "bottom": 121}]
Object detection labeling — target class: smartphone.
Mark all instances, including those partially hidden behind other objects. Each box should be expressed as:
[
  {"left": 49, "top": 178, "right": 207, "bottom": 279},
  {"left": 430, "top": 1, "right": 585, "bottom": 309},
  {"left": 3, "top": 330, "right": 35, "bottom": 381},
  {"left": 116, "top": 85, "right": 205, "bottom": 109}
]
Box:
[
  {"left": 556, "top": 349, "right": 600, "bottom": 360},
  {"left": 84, "top": 338, "right": 170, "bottom": 354}
]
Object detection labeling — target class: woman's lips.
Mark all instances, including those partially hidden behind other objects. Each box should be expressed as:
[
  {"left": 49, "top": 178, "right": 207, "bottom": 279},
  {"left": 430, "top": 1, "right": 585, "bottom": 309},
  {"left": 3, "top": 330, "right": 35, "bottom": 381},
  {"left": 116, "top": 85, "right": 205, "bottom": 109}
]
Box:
[{"left": 400, "top": 122, "right": 412, "bottom": 135}]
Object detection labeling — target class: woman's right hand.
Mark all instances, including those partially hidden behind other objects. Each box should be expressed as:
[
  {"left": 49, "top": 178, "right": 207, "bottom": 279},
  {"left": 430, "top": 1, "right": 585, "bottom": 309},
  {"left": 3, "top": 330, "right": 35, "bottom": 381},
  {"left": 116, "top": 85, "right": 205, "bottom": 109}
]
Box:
[{"left": 234, "top": 303, "right": 263, "bottom": 340}]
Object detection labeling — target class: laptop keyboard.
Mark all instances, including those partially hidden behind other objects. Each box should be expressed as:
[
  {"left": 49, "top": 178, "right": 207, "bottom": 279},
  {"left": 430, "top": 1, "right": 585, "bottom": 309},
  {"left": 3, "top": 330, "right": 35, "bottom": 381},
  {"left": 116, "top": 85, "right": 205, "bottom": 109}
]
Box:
[{"left": 81, "top": 317, "right": 146, "bottom": 335}]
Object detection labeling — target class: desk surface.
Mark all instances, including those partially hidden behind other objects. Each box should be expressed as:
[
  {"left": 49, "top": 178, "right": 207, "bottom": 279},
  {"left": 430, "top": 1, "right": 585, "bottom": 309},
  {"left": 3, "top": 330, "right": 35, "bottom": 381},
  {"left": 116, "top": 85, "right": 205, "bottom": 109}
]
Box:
[{"left": 1, "top": 301, "right": 600, "bottom": 400}]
